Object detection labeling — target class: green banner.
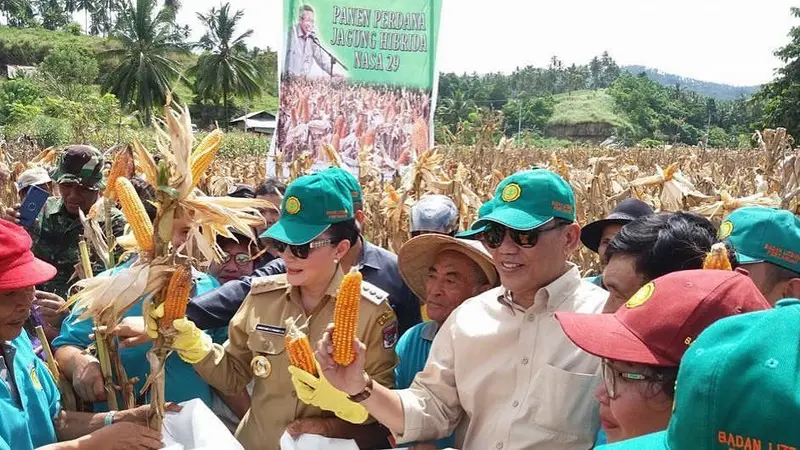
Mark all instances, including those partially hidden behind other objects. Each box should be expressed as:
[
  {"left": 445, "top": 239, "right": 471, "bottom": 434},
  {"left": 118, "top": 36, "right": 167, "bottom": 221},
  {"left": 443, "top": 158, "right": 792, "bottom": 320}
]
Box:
[{"left": 276, "top": 0, "right": 442, "bottom": 176}]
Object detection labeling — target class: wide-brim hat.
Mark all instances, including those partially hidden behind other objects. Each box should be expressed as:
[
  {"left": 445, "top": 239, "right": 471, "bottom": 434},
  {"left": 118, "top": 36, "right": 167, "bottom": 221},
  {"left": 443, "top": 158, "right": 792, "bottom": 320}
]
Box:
[
  {"left": 580, "top": 198, "right": 655, "bottom": 253},
  {"left": 398, "top": 234, "right": 499, "bottom": 300}
]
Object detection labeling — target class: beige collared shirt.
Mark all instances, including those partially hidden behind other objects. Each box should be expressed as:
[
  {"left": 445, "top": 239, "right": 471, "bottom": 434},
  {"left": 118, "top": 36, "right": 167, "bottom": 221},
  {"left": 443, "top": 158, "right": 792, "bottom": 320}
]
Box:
[{"left": 395, "top": 264, "right": 608, "bottom": 450}]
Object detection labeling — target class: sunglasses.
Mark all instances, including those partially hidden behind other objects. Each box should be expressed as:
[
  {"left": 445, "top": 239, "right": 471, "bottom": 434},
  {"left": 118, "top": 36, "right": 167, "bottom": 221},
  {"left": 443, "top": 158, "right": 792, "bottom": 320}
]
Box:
[
  {"left": 220, "top": 252, "right": 252, "bottom": 266},
  {"left": 478, "top": 221, "right": 567, "bottom": 249},
  {"left": 272, "top": 239, "right": 332, "bottom": 259}
]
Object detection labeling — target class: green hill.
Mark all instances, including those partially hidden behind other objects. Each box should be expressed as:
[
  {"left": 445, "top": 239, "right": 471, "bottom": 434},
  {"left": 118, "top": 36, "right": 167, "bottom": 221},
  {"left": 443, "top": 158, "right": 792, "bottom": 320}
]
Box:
[{"left": 546, "top": 89, "right": 629, "bottom": 128}]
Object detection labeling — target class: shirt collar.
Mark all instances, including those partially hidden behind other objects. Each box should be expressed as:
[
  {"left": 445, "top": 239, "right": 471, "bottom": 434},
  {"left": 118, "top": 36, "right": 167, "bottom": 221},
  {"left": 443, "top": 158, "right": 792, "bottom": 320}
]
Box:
[
  {"left": 358, "top": 238, "right": 382, "bottom": 271},
  {"left": 421, "top": 321, "right": 439, "bottom": 342},
  {"left": 497, "top": 263, "right": 582, "bottom": 313}
]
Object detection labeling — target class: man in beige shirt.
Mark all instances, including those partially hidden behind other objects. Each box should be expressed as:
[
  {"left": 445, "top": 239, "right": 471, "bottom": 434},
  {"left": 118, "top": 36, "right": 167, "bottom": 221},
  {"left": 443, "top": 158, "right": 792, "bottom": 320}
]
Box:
[{"left": 317, "top": 168, "right": 608, "bottom": 450}]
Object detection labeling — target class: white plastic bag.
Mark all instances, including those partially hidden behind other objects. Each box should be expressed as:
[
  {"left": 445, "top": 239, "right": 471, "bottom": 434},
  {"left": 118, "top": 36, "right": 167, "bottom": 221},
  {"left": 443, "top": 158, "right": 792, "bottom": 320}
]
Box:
[
  {"left": 162, "top": 399, "right": 243, "bottom": 450},
  {"left": 279, "top": 431, "right": 359, "bottom": 450}
]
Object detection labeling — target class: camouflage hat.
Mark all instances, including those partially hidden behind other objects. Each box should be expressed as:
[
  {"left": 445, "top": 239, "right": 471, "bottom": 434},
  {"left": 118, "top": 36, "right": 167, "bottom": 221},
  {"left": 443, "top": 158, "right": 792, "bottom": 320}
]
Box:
[{"left": 52, "top": 145, "right": 105, "bottom": 190}]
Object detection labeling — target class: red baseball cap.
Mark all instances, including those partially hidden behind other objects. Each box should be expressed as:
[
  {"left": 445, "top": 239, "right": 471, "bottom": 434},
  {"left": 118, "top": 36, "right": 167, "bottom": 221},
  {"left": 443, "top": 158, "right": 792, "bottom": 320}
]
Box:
[
  {"left": 0, "top": 218, "right": 56, "bottom": 291},
  {"left": 555, "top": 269, "right": 771, "bottom": 367}
]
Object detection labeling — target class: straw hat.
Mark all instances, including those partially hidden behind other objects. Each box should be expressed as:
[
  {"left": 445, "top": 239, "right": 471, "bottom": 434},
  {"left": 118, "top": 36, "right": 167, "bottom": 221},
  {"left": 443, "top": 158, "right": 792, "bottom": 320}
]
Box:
[{"left": 399, "top": 234, "right": 499, "bottom": 301}]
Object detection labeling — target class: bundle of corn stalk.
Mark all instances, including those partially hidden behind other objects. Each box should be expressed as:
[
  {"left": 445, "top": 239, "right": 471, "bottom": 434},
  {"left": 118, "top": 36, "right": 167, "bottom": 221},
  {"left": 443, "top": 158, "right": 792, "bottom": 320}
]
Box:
[{"left": 65, "top": 97, "right": 271, "bottom": 429}]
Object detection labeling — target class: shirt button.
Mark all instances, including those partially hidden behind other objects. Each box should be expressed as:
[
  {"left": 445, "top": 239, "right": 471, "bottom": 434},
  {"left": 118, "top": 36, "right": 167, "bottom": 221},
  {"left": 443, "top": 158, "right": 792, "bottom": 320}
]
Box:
[
  {"left": 512, "top": 400, "right": 519, "bottom": 407},
  {"left": 496, "top": 443, "right": 504, "bottom": 449},
  {"left": 522, "top": 357, "right": 529, "bottom": 365}
]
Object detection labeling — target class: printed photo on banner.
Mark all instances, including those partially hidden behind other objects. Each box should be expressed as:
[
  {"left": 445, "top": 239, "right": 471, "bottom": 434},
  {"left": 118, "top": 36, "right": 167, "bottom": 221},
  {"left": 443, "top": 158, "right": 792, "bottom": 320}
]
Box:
[{"left": 272, "top": 0, "right": 442, "bottom": 179}]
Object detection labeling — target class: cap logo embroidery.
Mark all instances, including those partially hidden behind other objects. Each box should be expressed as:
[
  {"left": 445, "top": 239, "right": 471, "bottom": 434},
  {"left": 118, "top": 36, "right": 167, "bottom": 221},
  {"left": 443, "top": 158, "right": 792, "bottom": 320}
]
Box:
[
  {"left": 501, "top": 183, "right": 522, "bottom": 202},
  {"left": 718, "top": 220, "right": 734, "bottom": 239},
  {"left": 285, "top": 196, "right": 301, "bottom": 215},
  {"left": 551, "top": 201, "right": 573, "bottom": 215},
  {"left": 626, "top": 282, "right": 655, "bottom": 309},
  {"left": 764, "top": 244, "right": 800, "bottom": 266},
  {"left": 326, "top": 209, "right": 349, "bottom": 219}
]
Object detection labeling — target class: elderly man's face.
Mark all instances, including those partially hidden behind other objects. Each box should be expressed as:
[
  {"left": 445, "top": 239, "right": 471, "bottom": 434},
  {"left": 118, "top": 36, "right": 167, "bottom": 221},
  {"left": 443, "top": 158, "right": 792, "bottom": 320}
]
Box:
[
  {"left": 424, "top": 250, "right": 487, "bottom": 324},
  {"left": 58, "top": 182, "right": 99, "bottom": 216},
  {"left": 0, "top": 286, "right": 34, "bottom": 341},
  {"left": 300, "top": 11, "right": 315, "bottom": 35}
]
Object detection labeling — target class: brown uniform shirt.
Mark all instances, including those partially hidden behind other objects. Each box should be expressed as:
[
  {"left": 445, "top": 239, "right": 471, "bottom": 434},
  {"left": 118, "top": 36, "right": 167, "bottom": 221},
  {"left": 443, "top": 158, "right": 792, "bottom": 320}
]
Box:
[{"left": 194, "top": 269, "right": 399, "bottom": 449}]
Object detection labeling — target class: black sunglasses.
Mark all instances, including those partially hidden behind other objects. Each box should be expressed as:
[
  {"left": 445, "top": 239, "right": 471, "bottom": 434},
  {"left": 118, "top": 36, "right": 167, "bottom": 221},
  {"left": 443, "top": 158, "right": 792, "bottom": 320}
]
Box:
[
  {"left": 272, "top": 239, "right": 332, "bottom": 259},
  {"left": 479, "top": 221, "right": 567, "bottom": 249}
]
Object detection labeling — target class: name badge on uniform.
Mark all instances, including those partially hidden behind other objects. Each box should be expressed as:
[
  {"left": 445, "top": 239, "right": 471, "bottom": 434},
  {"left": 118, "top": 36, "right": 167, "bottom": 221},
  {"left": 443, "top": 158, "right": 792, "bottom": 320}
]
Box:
[{"left": 255, "top": 324, "right": 286, "bottom": 336}]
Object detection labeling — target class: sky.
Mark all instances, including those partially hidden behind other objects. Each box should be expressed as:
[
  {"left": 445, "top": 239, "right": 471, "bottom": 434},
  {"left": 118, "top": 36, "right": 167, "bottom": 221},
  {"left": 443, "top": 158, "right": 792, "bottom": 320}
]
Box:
[{"left": 176, "top": 0, "right": 798, "bottom": 87}]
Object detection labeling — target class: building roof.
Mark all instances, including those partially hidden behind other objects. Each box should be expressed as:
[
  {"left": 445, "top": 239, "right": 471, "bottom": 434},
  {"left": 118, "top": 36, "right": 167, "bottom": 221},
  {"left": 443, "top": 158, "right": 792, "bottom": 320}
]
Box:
[{"left": 230, "top": 110, "right": 277, "bottom": 123}]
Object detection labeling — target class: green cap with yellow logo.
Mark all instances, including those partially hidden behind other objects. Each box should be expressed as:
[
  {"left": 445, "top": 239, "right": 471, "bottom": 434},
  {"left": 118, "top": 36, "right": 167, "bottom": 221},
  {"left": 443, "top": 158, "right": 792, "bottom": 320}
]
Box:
[
  {"left": 596, "top": 298, "right": 800, "bottom": 450},
  {"left": 459, "top": 168, "right": 575, "bottom": 236},
  {"left": 320, "top": 167, "right": 363, "bottom": 210},
  {"left": 721, "top": 206, "right": 800, "bottom": 274},
  {"left": 261, "top": 172, "right": 353, "bottom": 244}
]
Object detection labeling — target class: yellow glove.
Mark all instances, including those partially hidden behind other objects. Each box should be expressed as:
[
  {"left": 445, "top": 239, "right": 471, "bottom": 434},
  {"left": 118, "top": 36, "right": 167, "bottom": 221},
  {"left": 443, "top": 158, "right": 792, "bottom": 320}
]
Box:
[
  {"left": 143, "top": 299, "right": 163, "bottom": 340},
  {"left": 171, "top": 318, "right": 213, "bottom": 364},
  {"left": 288, "top": 362, "right": 369, "bottom": 424}
]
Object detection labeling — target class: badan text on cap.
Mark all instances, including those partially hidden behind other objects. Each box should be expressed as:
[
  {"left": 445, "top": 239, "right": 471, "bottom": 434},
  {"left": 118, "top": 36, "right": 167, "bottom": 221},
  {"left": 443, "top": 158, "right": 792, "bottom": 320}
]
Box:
[
  {"left": 262, "top": 172, "right": 353, "bottom": 245},
  {"left": 460, "top": 168, "right": 575, "bottom": 236},
  {"left": 722, "top": 206, "right": 800, "bottom": 275},
  {"left": 597, "top": 298, "right": 800, "bottom": 450},
  {"left": 555, "top": 269, "right": 770, "bottom": 367}
]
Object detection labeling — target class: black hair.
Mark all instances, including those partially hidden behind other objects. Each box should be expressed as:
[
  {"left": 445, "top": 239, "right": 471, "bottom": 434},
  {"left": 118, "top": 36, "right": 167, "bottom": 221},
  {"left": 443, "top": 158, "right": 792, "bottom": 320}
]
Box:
[
  {"left": 644, "top": 366, "right": 679, "bottom": 400},
  {"left": 256, "top": 178, "right": 286, "bottom": 197},
  {"left": 325, "top": 219, "right": 359, "bottom": 247},
  {"left": 217, "top": 233, "right": 253, "bottom": 250},
  {"left": 130, "top": 176, "right": 157, "bottom": 221},
  {"left": 300, "top": 5, "right": 314, "bottom": 15},
  {"left": 604, "top": 212, "right": 726, "bottom": 281}
]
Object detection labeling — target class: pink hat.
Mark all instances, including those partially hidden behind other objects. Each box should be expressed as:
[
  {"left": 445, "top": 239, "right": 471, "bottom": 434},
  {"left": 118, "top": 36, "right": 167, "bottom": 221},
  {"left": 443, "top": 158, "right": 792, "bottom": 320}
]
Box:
[{"left": 0, "top": 218, "right": 56, "bottom": 290}]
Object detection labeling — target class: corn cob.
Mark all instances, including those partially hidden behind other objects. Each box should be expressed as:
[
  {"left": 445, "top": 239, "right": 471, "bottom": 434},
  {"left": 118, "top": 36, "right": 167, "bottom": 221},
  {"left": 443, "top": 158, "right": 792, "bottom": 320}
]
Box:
[
  {"left": 332, "top": 268, "right": 362, "bottom": 366},
  {"left": 189, "top": 130, "right": 223, "bottom": 190},
  {"left": 161, "top": 265, "right": 192, "bottom": 328},
  {"left": 663, "top": 162, "right": 679, "bottom": 182},
  {"left": 115, "top": 177, "right": 154, "bottom": 252},
  {"left": 284, "top": 317, "right": 317, "bottom": 376},
  {"left": 703, "top": 242, "right": 733, "bottom": 271},
  {"left": 104, "top": 147, "right": 135, "bottom": 200}
]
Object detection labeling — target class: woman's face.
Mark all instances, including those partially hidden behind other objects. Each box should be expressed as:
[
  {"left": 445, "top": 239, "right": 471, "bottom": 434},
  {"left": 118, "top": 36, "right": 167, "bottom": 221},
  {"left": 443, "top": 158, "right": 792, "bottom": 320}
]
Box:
[
  {"left": 281, "top": 231, "right": 350, "bottom": 288},
  {"left": 595, "top": 360, "right": 674, "bottom": 443},
  {"left": 256, "top": 194, "right": 282, "bottom": 235},
  {"left": 209, "top": 241, "right": 254, "bottom": 284}
]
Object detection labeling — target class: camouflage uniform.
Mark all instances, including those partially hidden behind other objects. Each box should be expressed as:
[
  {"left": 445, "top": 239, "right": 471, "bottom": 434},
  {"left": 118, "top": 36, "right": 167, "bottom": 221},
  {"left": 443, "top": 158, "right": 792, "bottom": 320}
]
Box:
[{"left": 28, "top": 146, "right": 126, "bottom": 297}]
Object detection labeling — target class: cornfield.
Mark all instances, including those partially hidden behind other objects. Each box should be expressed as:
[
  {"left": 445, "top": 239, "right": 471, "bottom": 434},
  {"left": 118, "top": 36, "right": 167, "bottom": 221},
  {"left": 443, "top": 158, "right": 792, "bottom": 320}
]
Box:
[{"left": 2, "top": 127, "right": 799, "bottom": 276}]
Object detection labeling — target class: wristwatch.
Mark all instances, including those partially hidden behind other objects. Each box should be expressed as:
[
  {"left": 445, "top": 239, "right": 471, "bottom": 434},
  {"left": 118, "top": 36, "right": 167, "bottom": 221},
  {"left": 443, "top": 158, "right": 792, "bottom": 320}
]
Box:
[{"left": 347, "top": 373, "right": 374, "bottom": 403}]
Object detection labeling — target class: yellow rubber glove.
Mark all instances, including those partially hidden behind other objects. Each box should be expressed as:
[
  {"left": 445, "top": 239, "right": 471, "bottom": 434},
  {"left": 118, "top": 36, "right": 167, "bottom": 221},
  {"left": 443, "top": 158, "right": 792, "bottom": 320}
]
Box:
[
  {"left": 171, "top": 318, "right": 213, "bottom": 364},
  {"left": 143, "top": 299, "right": 163, "bottom": 340},
  {"left": 288, "top": 362, "right": 369, "bottom": 424}
]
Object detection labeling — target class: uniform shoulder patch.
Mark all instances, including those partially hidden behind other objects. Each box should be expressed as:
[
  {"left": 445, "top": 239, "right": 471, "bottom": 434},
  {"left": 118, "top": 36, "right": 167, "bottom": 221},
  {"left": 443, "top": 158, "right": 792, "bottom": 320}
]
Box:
[
  {"left": 251, "top": 274, "right": 289, "bottom": 295},
  {"left": 360, "top": 281, "right": 389, "bottom": 305}
]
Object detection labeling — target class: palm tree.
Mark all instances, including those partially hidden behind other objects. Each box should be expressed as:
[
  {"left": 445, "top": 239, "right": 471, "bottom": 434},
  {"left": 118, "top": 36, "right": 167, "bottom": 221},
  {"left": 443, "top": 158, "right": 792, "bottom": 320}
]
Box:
[
  {"left": 0, "top": 0, "right": 30, "bottom": 25},
  {"left": 101, "top": 0, "right": 188, "bottom": 124},
  {"left": 65, "top": 0, "right": 95, "bottom": 33},
  {"left": 190, "top": 2, "right": 262, "bottom": 127}
]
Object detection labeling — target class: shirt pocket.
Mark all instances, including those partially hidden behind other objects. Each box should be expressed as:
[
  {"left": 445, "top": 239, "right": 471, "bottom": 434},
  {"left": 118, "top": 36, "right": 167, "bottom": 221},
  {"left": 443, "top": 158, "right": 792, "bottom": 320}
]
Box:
[
  {"left": 532, "top": 363, "right": 600, "bottom": 437},
  {"left": 247, "top": 332, "right": 286, "bottom": 358}
]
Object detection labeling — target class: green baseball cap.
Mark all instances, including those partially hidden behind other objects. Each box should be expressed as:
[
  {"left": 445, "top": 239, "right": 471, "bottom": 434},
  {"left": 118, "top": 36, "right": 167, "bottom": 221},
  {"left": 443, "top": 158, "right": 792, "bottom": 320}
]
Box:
[
  {"left": 261, "top": 172, "right": 353, "bottom": 244},
  {"left": 460, "top": 168, "right": 575, "bottom": 236},
  {"left": 320, "top": 167, "right": 363, "bottom": 209},
  {"left": 597, "top": 298, "right": 800, "bottom": 450},
  {"left": 721, "top": 206, "right": 800, "bottom": 274},
  {"left": 51, "top": 145, "right": 105, "bottom": 190},
  {"left": 457, "top": 198, "right": 498, "bottom": 238}
]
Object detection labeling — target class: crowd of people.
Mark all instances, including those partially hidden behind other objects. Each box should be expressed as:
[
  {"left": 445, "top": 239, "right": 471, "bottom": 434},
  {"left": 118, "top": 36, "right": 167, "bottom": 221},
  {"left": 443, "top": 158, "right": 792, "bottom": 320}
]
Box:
[
  {"left": 276, "top": 77, "right": 432, "bottom": 175},
  {"left": 0, "top": 143, "right": 799, "bottom": 450}
]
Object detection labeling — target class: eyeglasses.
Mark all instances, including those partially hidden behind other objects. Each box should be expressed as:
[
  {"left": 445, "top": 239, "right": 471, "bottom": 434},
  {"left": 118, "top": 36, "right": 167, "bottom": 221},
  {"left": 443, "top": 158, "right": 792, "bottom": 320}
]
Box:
[
  {"left": 478, "top": 221, "right": 567, "bottom": 249},
  {"left": 601, "top": 359, "right": 667, "bottom": 399},
  {"left": 220, "top": 252, "right": 252, "bottom": 266},
  {"left": 272, "top": 239, "right": 332, "bottom": 259}
]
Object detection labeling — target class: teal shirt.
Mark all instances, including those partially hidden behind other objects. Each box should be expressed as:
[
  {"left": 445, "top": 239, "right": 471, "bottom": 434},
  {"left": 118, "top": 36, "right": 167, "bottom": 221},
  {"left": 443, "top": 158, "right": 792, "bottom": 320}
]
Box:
[
  {"left": 394, "top": 321, "right": 455, "bottom": 449},
  {"left": 0, "top": 333, "right": 61, "bottom": 450},
  {"left": 54, "top": 259, "right": 224, "bottom": 411}
]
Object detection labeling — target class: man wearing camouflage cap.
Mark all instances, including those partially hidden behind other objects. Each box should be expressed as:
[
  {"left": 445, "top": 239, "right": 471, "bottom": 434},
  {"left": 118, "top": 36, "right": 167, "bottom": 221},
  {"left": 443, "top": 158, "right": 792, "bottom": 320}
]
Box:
[{"left": 6, "top": 145, "right": 126, "bottom": 297}]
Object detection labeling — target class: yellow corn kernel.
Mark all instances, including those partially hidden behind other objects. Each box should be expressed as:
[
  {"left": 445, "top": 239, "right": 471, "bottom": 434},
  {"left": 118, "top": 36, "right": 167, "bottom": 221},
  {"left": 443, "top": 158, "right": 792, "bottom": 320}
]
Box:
[
  {"left": 663, "top": 162, "right": 679, "bottom": 182},
  {"left": 703, "top": 242, "right": 733, "bottom": 271},
  {"left": 332, "top": 268, "right": 362, "bottom": 366},
  {"left": 161, "top": 265, "right": 192, "bottom": 328},
  {"left": 190, "top": 130, "right": 223, "bottom": 190},
  {"left": 386, "top": 185, "right": 400, "bottom": 203},
  {"left": 284, "top": 318, "right": 317, "bottom": 376},
  {"left": 115, "top": 177, "right": 154, "bottom": 252},
  {"left": 104, "top": 147, "right": 135, "bottom": 200}
]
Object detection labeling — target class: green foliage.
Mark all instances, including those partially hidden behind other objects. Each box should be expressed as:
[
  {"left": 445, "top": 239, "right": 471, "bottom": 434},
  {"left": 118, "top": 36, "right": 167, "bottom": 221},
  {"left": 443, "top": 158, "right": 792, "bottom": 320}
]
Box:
[
  {"left": 100, "top": 0, "right": 189, "bottom": 125},
  {"left": 38, "top": 43, "right": 99, "bottom": 100},
  {"left": 501, "top": 96, "right": 555, "bottom": 136},
  {"left": 34, "top": 0, "right": 70, "bottom": 30},
  {"left": 547, "top": 90, "right": 628, "bottom": 128},
  {"left": 0, "top": 78, "right": 41, "bottom": 123},
  {"left": 5, "top": 114, "right": 71, "bottom": 147},
  {"left": 0, "top": 26, "right": 120, "bottom": 75},
  {"left": 753, "top": 7, "right": 800, "bottom": 139}
]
